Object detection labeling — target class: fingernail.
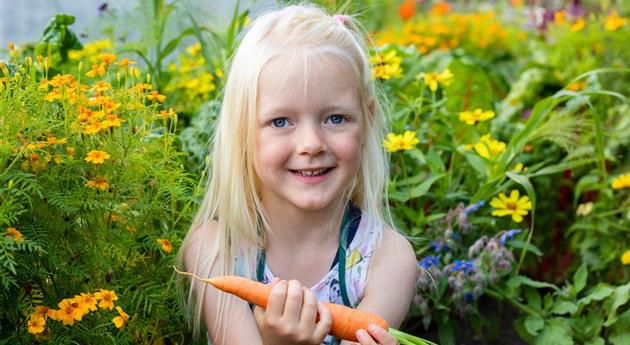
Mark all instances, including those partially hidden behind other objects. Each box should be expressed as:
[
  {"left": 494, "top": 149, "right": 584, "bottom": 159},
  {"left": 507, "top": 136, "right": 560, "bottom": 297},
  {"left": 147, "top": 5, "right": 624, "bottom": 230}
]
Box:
[{"left": 356, "top": 329, "right": 368, "bottom": 338}]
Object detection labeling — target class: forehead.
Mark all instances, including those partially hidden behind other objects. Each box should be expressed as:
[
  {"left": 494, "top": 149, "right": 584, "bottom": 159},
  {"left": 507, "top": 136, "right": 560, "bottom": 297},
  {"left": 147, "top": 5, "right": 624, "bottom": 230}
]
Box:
[{"left": 257, "top": 52, "right": 361, "bottom": 115}]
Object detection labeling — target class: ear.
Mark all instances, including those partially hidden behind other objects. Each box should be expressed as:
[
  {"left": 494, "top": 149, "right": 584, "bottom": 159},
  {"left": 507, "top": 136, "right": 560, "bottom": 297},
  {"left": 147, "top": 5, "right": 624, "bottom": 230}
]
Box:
[{"left": 367, "top": 97, "right": 376, "bottom": 122}]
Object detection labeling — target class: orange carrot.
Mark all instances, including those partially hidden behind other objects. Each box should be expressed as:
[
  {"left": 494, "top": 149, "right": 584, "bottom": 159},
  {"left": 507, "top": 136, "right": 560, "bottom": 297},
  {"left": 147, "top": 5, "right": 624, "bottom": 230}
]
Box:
[{"left": 174, "top": 268, "right": 388, "bottom": 342}]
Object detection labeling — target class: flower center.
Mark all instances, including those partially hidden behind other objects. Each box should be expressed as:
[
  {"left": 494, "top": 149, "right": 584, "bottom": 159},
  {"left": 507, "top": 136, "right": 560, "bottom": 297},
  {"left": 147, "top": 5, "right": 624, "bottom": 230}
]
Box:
[{"left": 506, "top": 201, "right": 517, "bottom": 210}]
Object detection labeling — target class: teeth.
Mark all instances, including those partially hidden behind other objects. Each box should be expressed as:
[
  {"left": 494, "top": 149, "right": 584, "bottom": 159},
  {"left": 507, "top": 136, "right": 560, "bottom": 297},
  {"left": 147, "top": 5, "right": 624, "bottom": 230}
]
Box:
[{"left": 295, "top": 168, "right": 327, "bottom": 176}]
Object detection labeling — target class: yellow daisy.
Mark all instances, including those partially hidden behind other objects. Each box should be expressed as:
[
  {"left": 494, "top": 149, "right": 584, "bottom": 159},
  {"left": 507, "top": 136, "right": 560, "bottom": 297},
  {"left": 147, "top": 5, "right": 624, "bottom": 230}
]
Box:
[
  {"left": 84, "top": 150, "right": 111, "bottom": 164},
  {"left": 612, "top": 172, "right": 630, "bottom": 189},
  {"left": 490, "top": 190, "right": 532, "bottom": 223},
  {"left": 383, "top": 130, "right": 420, "bottom": 152}
]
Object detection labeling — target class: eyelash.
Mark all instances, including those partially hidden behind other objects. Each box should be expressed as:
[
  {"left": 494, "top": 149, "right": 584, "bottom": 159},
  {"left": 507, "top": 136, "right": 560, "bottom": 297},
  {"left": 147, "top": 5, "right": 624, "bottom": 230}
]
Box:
[{"left": 269, "top": 114, "right": 349, "bottom": 128}]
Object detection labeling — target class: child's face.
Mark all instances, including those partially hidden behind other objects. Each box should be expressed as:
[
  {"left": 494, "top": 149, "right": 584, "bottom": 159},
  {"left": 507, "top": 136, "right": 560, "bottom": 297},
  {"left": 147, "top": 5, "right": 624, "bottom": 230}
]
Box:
[{"left": 254, "top": 54, "right": 363, "bottom": 213}]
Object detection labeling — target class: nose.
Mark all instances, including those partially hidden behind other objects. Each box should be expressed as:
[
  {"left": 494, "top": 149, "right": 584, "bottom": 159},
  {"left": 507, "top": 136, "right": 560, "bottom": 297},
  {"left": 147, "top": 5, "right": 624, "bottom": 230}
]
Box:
[{"left": 297, "top": 122, "right": 327, "bottom": 155}]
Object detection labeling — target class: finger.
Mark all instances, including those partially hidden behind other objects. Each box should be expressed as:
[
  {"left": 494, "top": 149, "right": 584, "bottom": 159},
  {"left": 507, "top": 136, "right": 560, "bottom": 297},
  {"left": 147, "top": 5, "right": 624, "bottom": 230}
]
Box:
[
  {"left": 266, "top": 280, "right": 287, "bottom": 319},
  {"left": 252, "top": 305, "right": 265, "bottom": 327},
  {"left": 312, "top": 302, "right": 333, "bottom": 342},
  {"left": 270, "top": 277, "right": 281, "bottom": 287},
  {"left": 282, "top": 280, "right": 303, "bottom": 321},
  {"left": 299, "top": 287, "right": 318, "bottom": 329},
  {"left": 356, "top": 329, "right": 377, "bottom": 345},
  {"left": 367, "top": 324, "right": 398, "bottom": 345}
]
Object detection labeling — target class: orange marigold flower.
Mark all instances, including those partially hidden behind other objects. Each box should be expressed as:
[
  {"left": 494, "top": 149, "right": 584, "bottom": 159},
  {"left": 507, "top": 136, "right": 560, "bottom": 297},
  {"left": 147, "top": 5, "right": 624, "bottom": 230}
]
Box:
[
  {"left": 94, "top": 289, "right": 118, "bottom": 310},
  {"left": 86, "top": 63, "right": 107, "bottom": 78},
  {"left": 398, "top": 0, "right": 416, "bottom": 21},
  {"left": 83, "top": 122, "right": 102, "bottom": 135},
  {"left": 86, "top": 176, "right": 109, "bottom": 191},
  {"left": 156, "top": 239, "right": 173, "bottom": 253},
  {"left": 101, "top": 114, "right": 123, "bottom": 128},
  {"left": 75, "top": 293, "right": 98, "bottom": 314},
  {"left": 84, "top": 150, "right": 111, "bottom": 164},
  {"left": 431, "top": 2, "right": 450, "bottom": 16},
  {"left": 91, "top": 81, "right": 112, "bottom": 92},
  {"left": 159, "top": 108, "right": 177, "bottom": 118},
  {"left": 147, "top": 90, "right": 166, "bottom": 103},
  {"left": 56, "top": 299, "right": 84, "bottom": 325},
  {"left": 27, "top": 316, "right": 46, "bottom": 334},
  {"left": 6, "top": 227, "right": 23, "bottom": 241},
  {"left": 116, "top": 58, "right": 136, "bottom": 68},
  {"left": 112, "top": 306, "right": 129, "bottom": 329},
  {"left": 99, "top": 53, "right": 117, "bottom": 66}
]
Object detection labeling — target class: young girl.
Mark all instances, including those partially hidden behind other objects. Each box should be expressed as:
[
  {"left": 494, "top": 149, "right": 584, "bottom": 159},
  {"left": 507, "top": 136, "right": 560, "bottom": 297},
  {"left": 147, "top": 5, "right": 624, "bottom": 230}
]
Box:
[{"left": 177, "top": 4, "right": 418, "bottom": 345}]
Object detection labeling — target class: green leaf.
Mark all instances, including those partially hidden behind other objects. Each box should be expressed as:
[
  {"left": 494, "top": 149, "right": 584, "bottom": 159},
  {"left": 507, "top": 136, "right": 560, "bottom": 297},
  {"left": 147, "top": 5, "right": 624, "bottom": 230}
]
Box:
[
  {"left": 437, "top": 317, "right": 455, "bottom": 345},
  {"left": 535, "top": 318, "right": 574, "bottom": 345},
  {"left": 551, "top": 301, "right": 578, "bottom": 315},
  {"left": 610, "top": 332, "right": 630, "bottom": 345},
  {"left": 507, "top": 240, "right": 543, "bottom": 256},
  {"left": 507, "top": 275, "right": 560, "bottom": 292},
  {"left": 584, "top": 337, "right": 605, "bottom": 345},
  {"left": 578, "top": 284, "right": 615, "bottom": 307},
  {"left": 406, "top": 148, "right": 426, "bottom": 166},
  {"left": 604, "top": 283, "right": 630, "bottom": 327},
  {"left": 159, "top": 27, "right": 197, "bottom": 61},
  {"left": 572, "top": 263, "right": 588, "bottom": 296},
  {"left": 463, "top": 152, "right": 488, "bottom": 177},
  {"left": 529, "top": 158, "right": 595, "bottom": 178},
  {"left": 408, "top": 174, "right": 446, "bottom": 199},
  {"left": 525, "top": 286, "right": 542, "bottom": 311},
  {"left": 525, "top": 314, "right": 544, "bottom": 336}
]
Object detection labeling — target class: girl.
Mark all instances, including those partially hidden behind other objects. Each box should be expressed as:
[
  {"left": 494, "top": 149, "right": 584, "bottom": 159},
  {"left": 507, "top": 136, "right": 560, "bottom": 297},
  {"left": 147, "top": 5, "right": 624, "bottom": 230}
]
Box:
[{"left": 177, "top": 4, "right": 418, "bottom": 345}]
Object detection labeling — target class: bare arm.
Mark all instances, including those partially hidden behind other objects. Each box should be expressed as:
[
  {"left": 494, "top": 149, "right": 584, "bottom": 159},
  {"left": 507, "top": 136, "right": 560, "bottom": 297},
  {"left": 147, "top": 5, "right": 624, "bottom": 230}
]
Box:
[
  {"left": 183, "top": 220, "right": 263, "bottom": 345},
  {"left": 340, "top": 226, "right": 418, "bottom": 345}
]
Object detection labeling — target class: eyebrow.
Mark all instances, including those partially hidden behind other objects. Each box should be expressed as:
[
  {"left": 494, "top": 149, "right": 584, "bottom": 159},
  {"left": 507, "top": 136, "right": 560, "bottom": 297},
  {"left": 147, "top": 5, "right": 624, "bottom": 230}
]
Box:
[{"left": 260, "top": 104, "right": 358, "bottom": 118}]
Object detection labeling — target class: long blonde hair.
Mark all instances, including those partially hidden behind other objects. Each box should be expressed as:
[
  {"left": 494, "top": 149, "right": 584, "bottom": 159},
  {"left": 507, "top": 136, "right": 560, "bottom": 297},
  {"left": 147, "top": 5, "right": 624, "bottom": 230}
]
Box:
[{"left": 177, "top": 2, "right": 392, "bottom": 340}]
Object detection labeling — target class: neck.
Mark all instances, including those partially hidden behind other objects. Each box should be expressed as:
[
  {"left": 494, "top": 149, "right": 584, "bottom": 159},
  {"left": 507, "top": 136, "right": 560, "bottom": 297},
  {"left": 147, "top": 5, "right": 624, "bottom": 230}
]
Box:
[{"left": 262, "top": 199, "right": 346, "bottom": 251}]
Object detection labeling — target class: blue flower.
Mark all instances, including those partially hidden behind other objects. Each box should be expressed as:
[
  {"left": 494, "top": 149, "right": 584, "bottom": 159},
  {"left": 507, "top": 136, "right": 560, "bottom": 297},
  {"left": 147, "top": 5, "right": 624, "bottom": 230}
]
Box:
[
  {"left": 452, "top": 259, "right": 476, "bottom": 274},
  {"left": 418, "top": 255, "right": 441, "bottom": 270},
  {"left": 465, "top": 292, "right": 475, "bottom": 302},
  {"left": 464, "top": 200, "right": 485, "bottom": 216},
  {"left": 500, "top": 229, "right": 522, "bottom": 245},
  {"left": 430, "top": 240, "right": 449, "bottom": 252}
]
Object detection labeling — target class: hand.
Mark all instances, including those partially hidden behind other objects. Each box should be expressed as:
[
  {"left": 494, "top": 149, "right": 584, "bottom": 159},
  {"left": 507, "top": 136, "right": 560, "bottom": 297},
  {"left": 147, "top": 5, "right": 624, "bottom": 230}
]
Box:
[
  {"left": 355, "top": 324, "right": 398, "bottom": 345},
  {"left": 253, "top": 279, "right": 332, "bottom": 345}
]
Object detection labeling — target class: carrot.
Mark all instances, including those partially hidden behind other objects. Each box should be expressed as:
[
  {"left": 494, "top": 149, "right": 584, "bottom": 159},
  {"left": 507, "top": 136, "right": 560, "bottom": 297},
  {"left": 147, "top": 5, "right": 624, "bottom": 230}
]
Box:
[
  {"left": 174, "top": 268, "right": 387, "bottom": 342},
  {"left": 174, "top": 267, "right": 436, "bottom": 344}
]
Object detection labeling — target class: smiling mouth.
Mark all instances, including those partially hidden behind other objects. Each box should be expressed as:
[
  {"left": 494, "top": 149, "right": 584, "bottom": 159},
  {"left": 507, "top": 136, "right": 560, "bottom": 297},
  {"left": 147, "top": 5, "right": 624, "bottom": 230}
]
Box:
[{"left": 290, "top": 168, "right": 334, "bottom": 177}]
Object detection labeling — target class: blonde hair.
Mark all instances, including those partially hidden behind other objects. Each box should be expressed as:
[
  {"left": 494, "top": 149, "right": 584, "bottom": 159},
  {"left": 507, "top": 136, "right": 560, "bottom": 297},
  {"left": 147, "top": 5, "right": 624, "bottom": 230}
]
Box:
[{"left": 177, "top": 2, "right": 392, "bottom": 340}]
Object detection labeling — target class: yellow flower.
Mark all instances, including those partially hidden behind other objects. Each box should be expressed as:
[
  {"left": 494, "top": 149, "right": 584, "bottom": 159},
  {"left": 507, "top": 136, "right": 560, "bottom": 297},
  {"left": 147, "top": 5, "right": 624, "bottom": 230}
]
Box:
[
  {"left": 147, "top": 90, "right": 166, "bottom": 103},
  {"left": 156, "top": 239, "right": 173, "bottom": 253},
  {"left": 458, "top": 108, "right": 495, "bottom": 125},
  {"left": 86, "top": 176, "right": 109, "bottom": 191},
  {"left": 605, "top": 11, "right": 627, "bottom": 32},
  {"left": 186, "top": 43, "right": 202, "bottom": 56},
  {"left": 6, "top": 227, "right": 23, "bottom": 241},
  {"left": 94, "top": 289, "right": 118, "bottom": 310},
  {"left": 84, "top": 150, "right": 111, "bottom": 164},
  {"left": 113, "top": 306, "right": 129, "bottom": 329},
  {"left": 621, "top": 250, "right": 630, "bottom": 265},
  {"left": 99, "top": 53, "right": 117, "bottom": 66},
  {"left": 490, "top": 190, "right": 532, "bottom": 223},
  {"left": 32, "top": 306, "right": 56, "bottom": 320},
  {"left": 383, "top": 130, "right": 420, "bottom": 152},
  {"left": 370, "top": 50, "right": 403, "bottom": 80},
  {"left": 612, "top": 172, "right": 630, "bottom": 189},
  {"left": 571, "top": 18, "right": 586, "bottom": 32},
  {"left": 422, "top": 69, "right": 453, "bottom": 92},
  {"left": 469, "top": 134, "right": 506, "bottom": 159},
  {"left": 554, "top": 11, "right": 567, "bottom": 25},
  {"left": 56, "top": 298, "right": 84, "bottom": 325},
  {"left": 27, "top": 316, "right": 45, "bottom": 334}
]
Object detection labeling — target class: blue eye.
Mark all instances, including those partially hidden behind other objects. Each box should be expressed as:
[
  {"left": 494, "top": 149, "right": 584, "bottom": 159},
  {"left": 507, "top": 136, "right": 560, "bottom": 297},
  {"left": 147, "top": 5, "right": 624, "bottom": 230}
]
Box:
[
  {"left": 328, "top": 114, "right": 345, "bottom": 124},
  {"left": 271, "top": 118, "right": 288, "bottom": 128}
]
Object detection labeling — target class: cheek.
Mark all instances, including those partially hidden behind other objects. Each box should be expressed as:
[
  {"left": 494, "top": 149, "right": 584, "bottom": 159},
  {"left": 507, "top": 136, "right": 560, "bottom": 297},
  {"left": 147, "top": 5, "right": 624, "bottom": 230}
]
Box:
[
  {"left": 254, "top": 132, "right": 290, "bottom": 174},
  {"left": 334, "top": 132, "right": 362, "bottom": 169}
]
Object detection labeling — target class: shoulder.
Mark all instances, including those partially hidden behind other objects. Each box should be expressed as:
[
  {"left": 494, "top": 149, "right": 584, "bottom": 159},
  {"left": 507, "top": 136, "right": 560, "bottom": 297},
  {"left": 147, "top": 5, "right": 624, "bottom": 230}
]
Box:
[
  {"left": 359, "top": 225, "right": 418, "bottom": 328},
  {"left": 183, "top": 220, "right": 218, "bottom": 273},
  {"left": 371, "top": 225, "right": 418, "bottom": 284}
]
